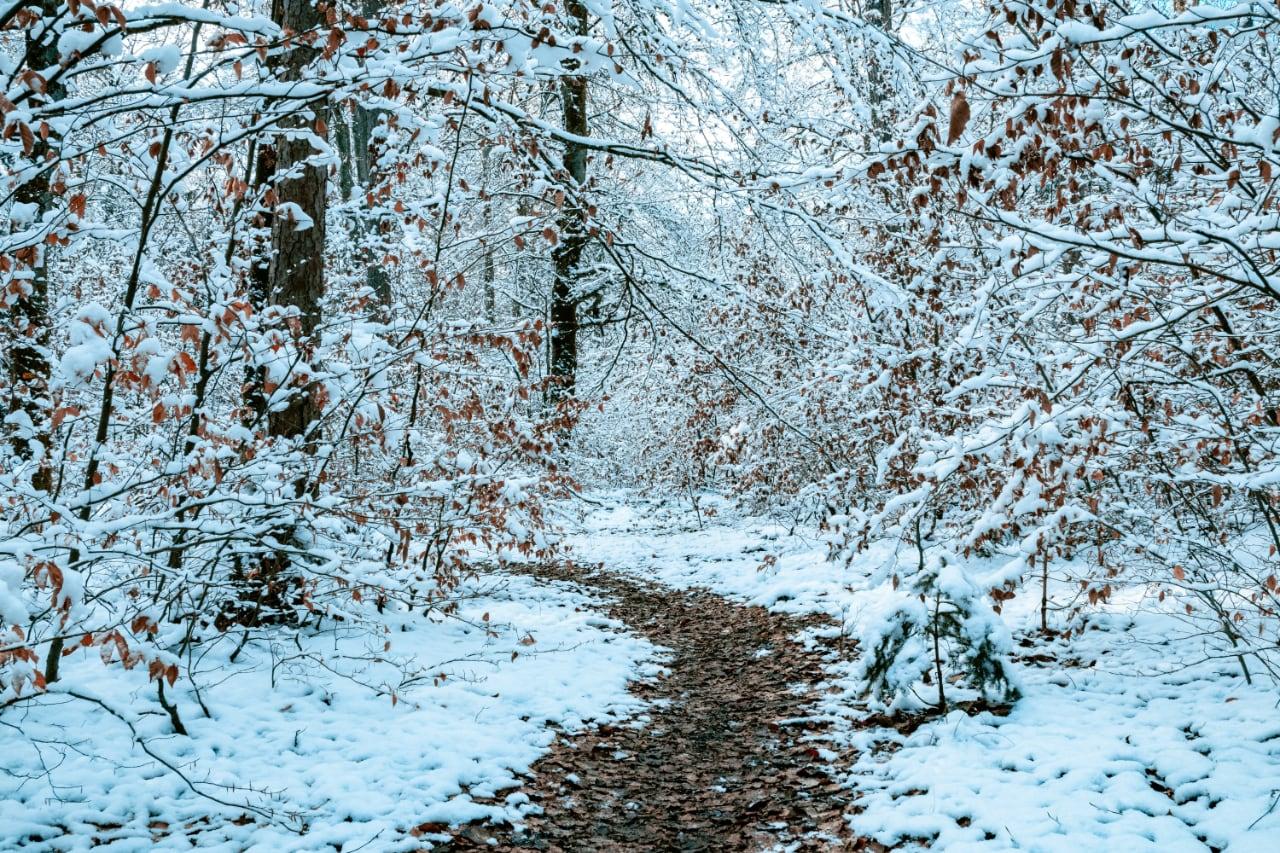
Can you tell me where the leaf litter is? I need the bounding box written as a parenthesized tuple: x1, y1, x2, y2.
(435, 562, 868, 852)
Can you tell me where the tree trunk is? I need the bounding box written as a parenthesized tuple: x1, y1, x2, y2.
(222, 0, 329, 628)
(548, 0, 589, 400)
(353, 103, 393, 308)
(339, 0, 393, 310)
(245, 142, 276, 424)
(867, 0, 893, 143)
(482, 145, 497, 322)
(6, 0, 62, 495)
(266, 0, 328, 448)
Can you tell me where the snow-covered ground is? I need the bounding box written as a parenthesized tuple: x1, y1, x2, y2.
(565, 494, 1280, 852)
(1, 572, 656, 851)
(7, 494, 1276, 851)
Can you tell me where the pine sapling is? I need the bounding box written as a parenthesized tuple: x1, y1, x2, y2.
(859, 521, 1019, 712)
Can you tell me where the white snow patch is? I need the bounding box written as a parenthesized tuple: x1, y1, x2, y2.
(1, 572, 654, 850)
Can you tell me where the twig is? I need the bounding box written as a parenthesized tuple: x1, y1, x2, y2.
(60, 689, 290, 828)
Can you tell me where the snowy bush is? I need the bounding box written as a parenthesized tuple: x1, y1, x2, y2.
(858, 545, 1019, 712)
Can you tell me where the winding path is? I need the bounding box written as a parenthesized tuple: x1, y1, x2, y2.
(438, 564, 861, 852)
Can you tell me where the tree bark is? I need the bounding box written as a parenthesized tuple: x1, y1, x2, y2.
(867, 0, 893, 143)
(334, 0, 392, 311)
(245, 142, 276, 423)
(482, 145, 497, 322)
(266, 0, 328, 446)
(6, 0, 62, 495)
(548, 0, 590, 400)
(224, 0, 329, 627)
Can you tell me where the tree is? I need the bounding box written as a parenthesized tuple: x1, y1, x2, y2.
(264, 0, 328, 449)
(0, 0, 598, 702)
(547, 0, 590, 400)
(4, 0, 62, 495)
(859, 523, 1018, 711)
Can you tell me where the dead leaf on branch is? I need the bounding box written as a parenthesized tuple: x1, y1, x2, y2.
(948, 92, 971, 145)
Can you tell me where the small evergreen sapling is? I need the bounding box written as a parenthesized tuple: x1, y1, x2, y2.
(860, 526, 1018, 713)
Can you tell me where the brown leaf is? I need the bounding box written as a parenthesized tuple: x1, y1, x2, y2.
(947, 92, 970, 145)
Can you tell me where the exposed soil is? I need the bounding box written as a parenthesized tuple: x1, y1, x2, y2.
(434, 564, 865, 852)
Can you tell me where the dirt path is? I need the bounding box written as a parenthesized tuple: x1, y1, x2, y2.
(437, 564, 859, 852)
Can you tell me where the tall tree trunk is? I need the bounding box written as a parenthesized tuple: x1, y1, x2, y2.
(6, 0, 62, 495)
(481, 145, 497, 322)
(266, 0, 328, 449)
(333, 0, 391, 311)
(224, 0, 329, 629)
(352, 82, 392, 309)
(548, 0, 589, 400)
(867, 0, 893, 143)
(245, 142, 276, 424)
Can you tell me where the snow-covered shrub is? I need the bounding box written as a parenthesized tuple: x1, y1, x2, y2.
(858, 541, 1018, 712)
(595, 0, 1280, 704)
(848, 0, 1280, 681)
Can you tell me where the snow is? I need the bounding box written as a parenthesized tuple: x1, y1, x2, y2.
(275, 202, 316, 232)
(5, 487, 1277, 850)
(9, 201, 38, 225)
(1, 572, 656, 851)
(833, 611, 1280, 851)
(58, 303, 114, 387)
(563, 493, 1280, 851)
(140, 45, 182, 76)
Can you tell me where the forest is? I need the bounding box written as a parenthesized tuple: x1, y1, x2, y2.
(1, 0, 1278, 849)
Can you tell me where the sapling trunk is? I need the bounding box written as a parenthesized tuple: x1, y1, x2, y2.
(933, 588, 947, 714)
(157, 680, 187, 736)
(1041, 554, 1049, 633)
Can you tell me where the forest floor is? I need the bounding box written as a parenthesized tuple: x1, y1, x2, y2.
(437, 563, 860, 852)
(5, 494, 1279, 851)
(434, 494, 1280, 852)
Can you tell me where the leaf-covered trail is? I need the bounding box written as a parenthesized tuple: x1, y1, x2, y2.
(439, 564, 860, 852)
